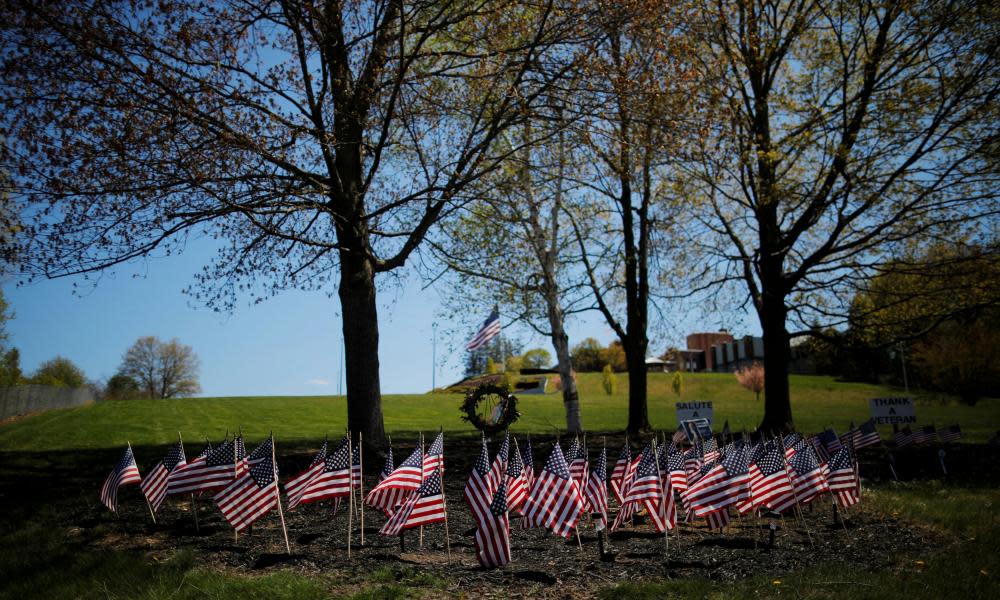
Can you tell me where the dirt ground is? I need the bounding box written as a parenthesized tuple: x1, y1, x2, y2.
(56, 435, 993, 597)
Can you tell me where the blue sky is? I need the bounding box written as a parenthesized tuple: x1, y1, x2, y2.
(3, 236, 694, 396)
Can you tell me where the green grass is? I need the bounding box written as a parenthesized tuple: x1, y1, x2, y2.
(1, 372, 997, 451)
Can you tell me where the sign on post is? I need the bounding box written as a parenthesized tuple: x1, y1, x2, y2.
(676, 401, 713, 425)
(869, 397, 916, 425)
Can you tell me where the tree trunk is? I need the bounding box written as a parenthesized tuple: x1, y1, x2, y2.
(624, 341, 649, 435)
(338, 249, 387, 447)
(758, 293, 793, 434)
(548, 308, 582, 433)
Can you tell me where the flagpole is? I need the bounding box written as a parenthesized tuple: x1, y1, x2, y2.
(778, 435, 813, 546)
(419, 433, 425, 549)
(234, 433, 240, 544)
(129, 441, 157, 524)
(272, 435, 292, 554)
(347, 431, 354, 559)
(650, 437, 669, 560)
(438, 461, 452, 563)
(359, 431, 365, 546)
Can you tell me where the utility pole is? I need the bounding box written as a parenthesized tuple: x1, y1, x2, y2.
(432, 322, 438, 391)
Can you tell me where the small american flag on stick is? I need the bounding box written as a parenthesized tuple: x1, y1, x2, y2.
(167, 436, 245, 495)
(140, 441, 186, 512)
(214, 436, 279, 532)
(521, 442, 585, 538)
(283, 439, 328, 510)
(585, 447, 609, 531)
(380, 471, 447, 536)
(366, 444, 423, 515)
(423, 432, 444, 479)
(474, 478, 512, 568)
(100, 445, 142, 513)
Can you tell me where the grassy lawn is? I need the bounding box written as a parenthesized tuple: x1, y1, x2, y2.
(1, 372, 997, 451)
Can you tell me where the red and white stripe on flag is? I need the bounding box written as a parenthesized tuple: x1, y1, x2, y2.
(100, 446, 141, 513)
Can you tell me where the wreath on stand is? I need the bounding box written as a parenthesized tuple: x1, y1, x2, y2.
(460, 383, 520, 436)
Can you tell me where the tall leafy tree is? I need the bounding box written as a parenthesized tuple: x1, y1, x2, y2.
(686, 0, 1000, 432)
(563, 0, 704, 434)
(1, 0, 576, 444)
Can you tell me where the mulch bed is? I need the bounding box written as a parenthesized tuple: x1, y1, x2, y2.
(39, 435, 995, 597)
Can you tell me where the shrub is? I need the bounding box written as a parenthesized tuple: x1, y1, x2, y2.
(601, 364, 617, 395)
(29, 356, 86, 388)
(735, 362, 765, 401)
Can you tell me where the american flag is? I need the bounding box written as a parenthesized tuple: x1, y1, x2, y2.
(214, 436, 278, 532)
(615, 445, 667, 531)
(704, 508, 730, 530)
(702, 438, 720, 463)
(773, 444, 828, 512)
(782, 433, 803, 459)
(100, 445, 142, 512)
(746, 442, 793, 512)
(466, 307, 502, 351)
(809, 435, 831, 465)
(912, 424, 937, 445)
(522, 443, 585, 538)
(351, 442, 362, 488)
(488, 433, 509, 493)
(379, 471, 447, 536)
(610, 442, 631, 505)
(474, 479, 512, 568)
(283, 439, 329, 510)
(289, 436, 353, 507)
(506, 441, 528, 513)
(938, 424, 963, 443)
(140, 441, 186, 512)
(584, 447, 609, 530)
(818, 428, 843, 454)
(855, 419, 882, 449)
(423, 432, 444, 479)
(894, 426, 915, 447)
(464, 437, 494, 528)
(166, 437, 244, 495)
(366, 444, 423, 515)
(666, 447, 689, 493)
(569, 439, 589, 494)
(610, 450, 643, 529)
(685, 444, 750, 517)
(520, 437, 534, 491)
(826, 447, 859, 508)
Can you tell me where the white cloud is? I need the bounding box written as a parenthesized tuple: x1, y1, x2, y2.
(306, 378, 330, 386)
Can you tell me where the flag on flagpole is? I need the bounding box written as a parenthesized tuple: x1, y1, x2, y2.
(855, 419, 881, 448)
(283, 439, 329, 510)
(520, 437, 535, 491)
(379, 471, 447, 535)
(214, 436, 279, 531)
(488, 433, 510, 493)
(506, 441, 529, 513)
(166, 436, 244, 495)
(100, 445, 142, 512)
(610, 442, 631, 505)
(423, 432, 444, 479)
(466, 308, 502, 351)
(827, 447, 859, 508)
(288, 436, 353, 507)
(585, 447, 609, 531)
(140, 441, 186, 512)
(465, 437, 494, 528)
(521, 443, 585, 538)
(685, 445, 750, 517)
(366, 444, 423, 515)
(474, 479, 512, 568)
